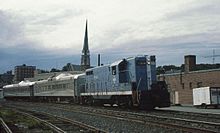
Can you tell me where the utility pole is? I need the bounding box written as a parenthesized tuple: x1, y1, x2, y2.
(203, 49, 220, 64)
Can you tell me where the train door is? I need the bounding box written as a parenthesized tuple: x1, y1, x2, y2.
(118, 59, 129, 83)
(135, 58, 148, 91)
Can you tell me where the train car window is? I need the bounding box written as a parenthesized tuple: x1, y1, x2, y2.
(90, 83, 93, 90)
(112, 66, 116, 75)
(92, 83, 95, 90)
(101, 82, 102, 89)
(86, 71, 93, 75)
(97, 83, 99, 89)
(86, 83, 88, 90)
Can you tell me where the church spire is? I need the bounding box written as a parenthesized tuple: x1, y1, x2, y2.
(81, 20, 90, 70)
(82, 20, 89, 54)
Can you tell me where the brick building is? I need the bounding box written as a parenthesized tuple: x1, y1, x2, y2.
(0, 71, 14, 88)
(158, 55, 220, 105)
(14, 64, 36, 83)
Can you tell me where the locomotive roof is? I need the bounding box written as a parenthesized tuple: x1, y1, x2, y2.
(55, 73, 85, 80)
(86, 65, 108, 71)
(110, 55, 147, 67)
(55, 73, 74, 80)
(18, 80, 35, 86)
(3, 80, 35, 88)
(110, 59, 124, 67)
(3, 73, 85, 89)
(73, 73, 85, 79)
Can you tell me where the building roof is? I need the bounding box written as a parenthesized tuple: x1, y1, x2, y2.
(160, 68, 220, 76)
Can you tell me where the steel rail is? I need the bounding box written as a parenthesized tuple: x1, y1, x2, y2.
(14, 110, 65, 133)
(0, 117, 12, 133)
(3, 102, 220, 133)
(29, 110, 108, 133)
(5, 106, 108, 133)
(43, 105, 220, 133)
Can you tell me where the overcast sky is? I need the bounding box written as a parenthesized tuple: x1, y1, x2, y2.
(0, 0, 220, 73)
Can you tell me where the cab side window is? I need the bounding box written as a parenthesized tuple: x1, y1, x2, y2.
(112, 66, 116, 75)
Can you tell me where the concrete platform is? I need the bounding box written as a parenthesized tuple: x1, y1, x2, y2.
(157, 106, 220, 115)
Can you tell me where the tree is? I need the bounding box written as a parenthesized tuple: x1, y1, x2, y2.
(62, 63, 73, 71)
(50, 68, 61, 72)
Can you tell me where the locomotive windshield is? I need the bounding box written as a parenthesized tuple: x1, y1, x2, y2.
(136, 60, 146, 66)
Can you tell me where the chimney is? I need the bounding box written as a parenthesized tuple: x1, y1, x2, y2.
(98, 54, 101, 66)
(184, 55, 196, 73)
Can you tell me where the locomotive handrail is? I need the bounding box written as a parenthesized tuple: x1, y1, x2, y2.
(137, 77, 142, 91)
(136, 77, 142, 103)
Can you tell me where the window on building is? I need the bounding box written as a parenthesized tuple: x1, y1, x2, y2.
(167, 83, 170, 89)
(189, 82, 192, 89)
(182, 83, 184, 89)
(197, 82, 202, 88)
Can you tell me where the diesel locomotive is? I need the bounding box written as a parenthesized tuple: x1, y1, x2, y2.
(3, 55, 170, 110)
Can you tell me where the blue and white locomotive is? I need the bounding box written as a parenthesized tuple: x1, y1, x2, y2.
(2, 55, 170, 110)
(81, 55, 170, 109)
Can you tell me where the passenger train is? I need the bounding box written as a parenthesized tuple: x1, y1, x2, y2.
(3, 55, 170, 110)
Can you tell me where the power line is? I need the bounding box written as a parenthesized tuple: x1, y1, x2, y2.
(203, 49, 220, 64)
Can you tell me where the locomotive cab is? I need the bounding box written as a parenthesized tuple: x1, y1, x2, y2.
(80, 55, 171, 110)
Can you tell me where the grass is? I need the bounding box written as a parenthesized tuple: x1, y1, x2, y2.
(0, 107, 52, 131)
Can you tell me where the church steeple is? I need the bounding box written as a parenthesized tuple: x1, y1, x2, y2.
(81, 20, 90, 70)
(82, 20, 89, 54)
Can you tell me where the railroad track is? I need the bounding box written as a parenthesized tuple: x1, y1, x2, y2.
(0, 117, 12, 133)
(4, 108, 107, 133)
(4, 101, 220, 133)
(51, 104, 220, 133)
(151, 109, 220, 123)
